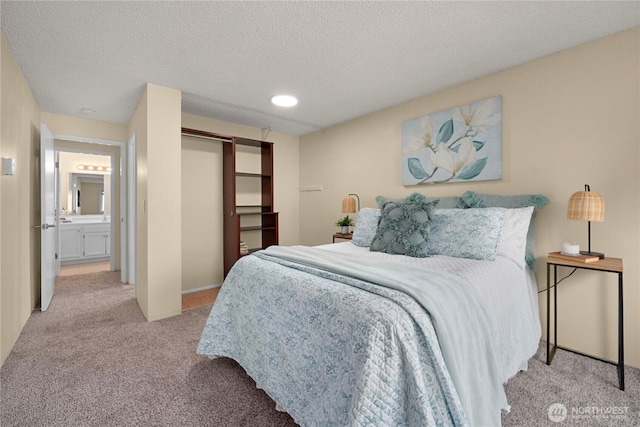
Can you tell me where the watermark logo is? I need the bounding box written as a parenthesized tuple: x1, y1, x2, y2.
(548, 403, 568, 423)
(547, 403, 629, 423)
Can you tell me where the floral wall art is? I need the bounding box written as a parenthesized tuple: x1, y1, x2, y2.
(402, 96, 502, 185)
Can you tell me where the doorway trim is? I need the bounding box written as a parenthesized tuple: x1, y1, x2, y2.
(56, 148, 116, 269)
(127, 132, 136, 290)
(52, 133, 128, 284)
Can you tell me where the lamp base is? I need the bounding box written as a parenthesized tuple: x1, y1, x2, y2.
(580, 250, 605, 259)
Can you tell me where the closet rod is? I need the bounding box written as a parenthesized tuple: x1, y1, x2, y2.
(181, 127, 233, 143)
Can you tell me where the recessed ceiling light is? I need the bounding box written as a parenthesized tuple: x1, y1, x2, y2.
(271, 95, 298, 107)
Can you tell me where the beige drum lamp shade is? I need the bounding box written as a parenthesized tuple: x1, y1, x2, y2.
(567, 184, 605, 258)
(341, 194, 360, 214)
(567, 186, 605, 222)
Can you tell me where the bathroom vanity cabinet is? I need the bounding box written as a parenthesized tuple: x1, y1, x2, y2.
(59, 221, 110, 264)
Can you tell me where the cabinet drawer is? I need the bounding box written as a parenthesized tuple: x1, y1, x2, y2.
(83, 223, 110, 233)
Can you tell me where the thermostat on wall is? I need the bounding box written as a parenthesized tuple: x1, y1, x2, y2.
(2, 158, 15, 175)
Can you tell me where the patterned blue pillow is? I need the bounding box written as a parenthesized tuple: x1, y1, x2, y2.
(457, 191, 549, 269)
(370, 199, 438, 257)
(351, 208, 381, 247)
(427, 208, 507, 261)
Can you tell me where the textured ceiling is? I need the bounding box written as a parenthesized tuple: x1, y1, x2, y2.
(1, 1, 638, 136)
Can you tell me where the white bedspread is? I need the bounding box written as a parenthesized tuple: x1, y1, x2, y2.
(320, 242, 541, 384)
(198, 242, 542, 426)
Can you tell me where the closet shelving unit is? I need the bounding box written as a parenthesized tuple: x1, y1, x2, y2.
(181, 128, 278, 277)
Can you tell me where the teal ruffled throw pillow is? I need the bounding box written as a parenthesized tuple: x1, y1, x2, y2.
(376, 193, 461, 209)
(370, 196, 439, 257)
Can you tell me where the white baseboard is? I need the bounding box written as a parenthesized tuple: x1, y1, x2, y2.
(60, 256, 110, 265)
(181, 283, 221, 295)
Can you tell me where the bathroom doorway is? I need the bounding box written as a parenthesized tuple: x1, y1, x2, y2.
(56, 149, 115, 276)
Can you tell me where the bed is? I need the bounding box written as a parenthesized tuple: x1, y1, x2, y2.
(197, 192, 547, 427)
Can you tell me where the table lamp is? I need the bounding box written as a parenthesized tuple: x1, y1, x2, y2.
(567, 184, 605, 258)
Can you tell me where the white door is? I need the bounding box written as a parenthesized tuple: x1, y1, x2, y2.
(40, 123, 56, 311)
(55, 151, 61, 275)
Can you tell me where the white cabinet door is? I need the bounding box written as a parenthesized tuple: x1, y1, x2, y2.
(59, 226, 83, 260)
(83, 231, 108, 257)
(60, 222, 111, 262)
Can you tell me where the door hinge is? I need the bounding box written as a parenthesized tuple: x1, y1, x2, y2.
(55, 161, 59, 169)
(55, 253, 58, 260)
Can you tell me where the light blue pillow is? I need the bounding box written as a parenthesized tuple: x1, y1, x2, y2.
(351, 208, 381, 247)
(427, 208, 507, 261)
(457, 191, 550, 211)
(457, 191, 549, 269)
(370, 199, 438, 257)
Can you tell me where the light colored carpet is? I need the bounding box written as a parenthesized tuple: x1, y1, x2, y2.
(503, 343, 639, 426)
(0, 271, 296, 427)
(1, 271, 638, 426)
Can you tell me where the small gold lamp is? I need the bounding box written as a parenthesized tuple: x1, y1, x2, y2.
(341, 193, 360, 214)
(567, 184, 605, 258)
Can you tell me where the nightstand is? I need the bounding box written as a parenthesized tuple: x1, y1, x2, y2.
(332, 233, 353, 243)
(546, 252, 624, 390)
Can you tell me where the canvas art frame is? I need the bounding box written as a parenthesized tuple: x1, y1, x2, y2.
(401, 95, 502, 185)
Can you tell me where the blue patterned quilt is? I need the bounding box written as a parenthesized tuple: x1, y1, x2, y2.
(197, 246, 508, 426)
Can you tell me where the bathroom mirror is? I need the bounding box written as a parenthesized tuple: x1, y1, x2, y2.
(69, 173, 107, 215)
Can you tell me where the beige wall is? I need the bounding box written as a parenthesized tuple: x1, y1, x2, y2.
(181, 134, 223, 291)
(299, 28, 640, 368)
(41, 113, 127, 270)
(180, 114, 300, 292)
(41, 112, 129, 142)
(0, 35, 41, 365)
(129, 83, 182, 321)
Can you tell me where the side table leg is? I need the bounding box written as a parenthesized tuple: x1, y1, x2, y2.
(618, 272, 624, 390)
(554, 265, 557, 353)
(546, 263, 550, 364)
(546, 263, 557, 365)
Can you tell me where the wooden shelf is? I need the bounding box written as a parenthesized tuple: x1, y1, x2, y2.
(240, 226, 277, 232)
(236, 172, 272, 178)
(223, 137, 278, 276)
(236, 211, 277, 216)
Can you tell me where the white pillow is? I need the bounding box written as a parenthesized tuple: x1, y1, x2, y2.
(496, 206, 534, 269)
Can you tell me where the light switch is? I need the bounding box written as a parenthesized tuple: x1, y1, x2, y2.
(2, 158, 15, 175)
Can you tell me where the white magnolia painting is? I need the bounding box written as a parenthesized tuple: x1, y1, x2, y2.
(402, 96, 502, 185)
